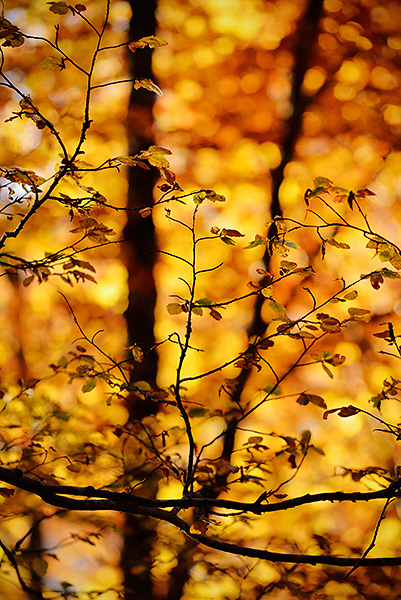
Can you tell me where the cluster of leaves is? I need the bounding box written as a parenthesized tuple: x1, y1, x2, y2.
(2, 2, 401, 598)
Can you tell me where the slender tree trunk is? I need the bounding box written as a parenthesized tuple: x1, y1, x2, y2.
(121, 2, 159, 598)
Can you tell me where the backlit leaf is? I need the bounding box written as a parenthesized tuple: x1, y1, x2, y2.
(82, 378, 97, 393)
(344, 290, 358, 300)
(220, 236, 236, 246)
(313, 177, 332, 188)
(268, 300, 287, 317)
(327, 238, 351, 250)
(244, 235, 267, 249)
(134, 78, 163, 97)
(40, 56, 62, 70)
(128, 35, 168, 51)
(167, 303, 183, 315)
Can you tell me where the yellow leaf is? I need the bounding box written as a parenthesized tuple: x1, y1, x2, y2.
(134, 78, 163, 97)
(128, 35, 168, 51)
(131, 344, 144, 362)
(148, 154, 170, 167)
(348, 307, 370, 317)
(344, 290, 358, 300)
(40, 56, 62, 70)
(268, 300, 287, 317)
(261, 287, 273, 298)
(148, 145, 172, 155)
(111, 156, 139, 166)
(167, 303, 183, 315)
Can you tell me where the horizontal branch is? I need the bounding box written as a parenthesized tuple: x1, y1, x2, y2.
(1, 466, 400, 511)
(1, 467, 401, 566)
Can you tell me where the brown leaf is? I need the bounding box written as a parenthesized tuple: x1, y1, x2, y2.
(297, 393, 327, 409)
(323, 405, 360, 420)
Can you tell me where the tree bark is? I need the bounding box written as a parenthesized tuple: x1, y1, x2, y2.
(121, 2, 159, 598)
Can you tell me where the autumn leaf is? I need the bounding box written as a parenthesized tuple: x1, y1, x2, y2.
(209, 308, 222, 320)
(313, 176, 333, 188)
(268, 300, 287, 317)
(134, 78, 163, 97)
(221, 228, 244, 237)
(327, 238, 350, 250)
(323, 405, 360, 420)
(297, 393, 327, 409)
(325, 353, 346, 366)
(188, 407, 210, 417)
(204, 190, 225, 202)
(261, 287, 273, 298)
(220, 236, 237, 246)
(110, 155, 139, 166)
(344, 290, 358, 300)
(40, 56, 62, 70)
(47, 1, 69, 15)
(130, 344, 144, 362)
(23, 275, 35, 287)
(139, 207, 152, 218)
(0, 167, 46, 190)
(190, 521, 208, 534)
(348, 307, 370, 320)
(166, 303, 183, 315)
(244, 234, 267, 249)
(147, 153, 170, 167)
(128, 35, 168, 52)
(158, 167, 176, 184)
(82, 378, 97, 393)
(196, 297, 214, 306)
(0, 18, 25, 47)
(317, 314, 341, 333)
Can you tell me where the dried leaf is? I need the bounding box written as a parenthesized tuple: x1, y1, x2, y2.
(209, 308, 222, 320)
(323, 405, 360, 420)
(221, 228, 244, 237)
(297, 393, 327, 409)
(23, 275, 35, 287)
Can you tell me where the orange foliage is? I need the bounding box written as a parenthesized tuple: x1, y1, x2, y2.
(1, 1, 401, 599)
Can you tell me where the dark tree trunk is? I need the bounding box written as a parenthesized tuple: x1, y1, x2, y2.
(121, 2, 159, 599)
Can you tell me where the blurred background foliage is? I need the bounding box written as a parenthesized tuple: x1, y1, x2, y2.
(1, 0, 401, 598)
